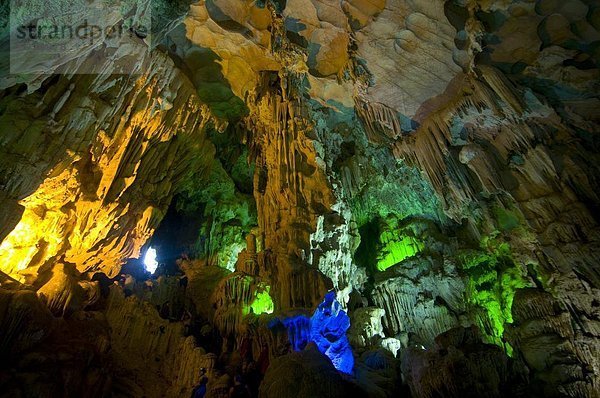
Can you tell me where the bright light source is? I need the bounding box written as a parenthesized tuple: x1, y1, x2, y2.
(143, 247, 158, 273)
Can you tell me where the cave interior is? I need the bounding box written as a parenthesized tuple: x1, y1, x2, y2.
(0, 0, 600, 397)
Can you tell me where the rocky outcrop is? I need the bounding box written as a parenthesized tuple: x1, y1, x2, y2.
(36, 262, 100, 316)
(401, 326, 525, 398)
(355, 349, 403, 398)
(105, 285, 216, 397)
(347, 307, 386, 350)
(258, 343, 359, 398)
(0, 286, 112, 397)
(0, 287, 54, 357)
(508, 288, 600, 397)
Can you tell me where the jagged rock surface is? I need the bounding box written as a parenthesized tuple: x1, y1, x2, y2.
(0, 48, 214, 281)
(258, 343, 359, 398)
(401, 326, 525, 398)
(0, 0, 599, 397)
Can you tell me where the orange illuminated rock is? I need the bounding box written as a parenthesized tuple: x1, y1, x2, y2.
(0, 50, 213, 281)
(308, 28, 350, 77)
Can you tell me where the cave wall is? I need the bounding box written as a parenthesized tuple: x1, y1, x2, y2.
(0, 46, 214, 280)
(1, 0, 599, 397)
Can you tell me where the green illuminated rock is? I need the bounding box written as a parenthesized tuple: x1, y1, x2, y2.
(248, 284, 274, 315)
(176, 127, 257, 271)
(458, 237, 529, 348)
(377, 235, 424, 271)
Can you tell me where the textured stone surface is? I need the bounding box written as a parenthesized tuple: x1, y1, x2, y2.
(0, 287, 112, 397)
(0, 48, 213, 281)
(401, 326, 525, 398)
(1, 0, 600, 396)
(259, 343, 359, 398)
(508, 288, 600, 397)
(105, 285, 216, 397)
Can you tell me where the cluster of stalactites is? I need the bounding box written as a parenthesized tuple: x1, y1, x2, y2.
(240, 70, 335, 312)
(212, 272, 274, 338)
(0, 50, 213, 282)
(391, 67, 549, 219)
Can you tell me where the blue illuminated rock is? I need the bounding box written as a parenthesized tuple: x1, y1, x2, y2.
(277, 292, 355, 374)
(281, 315, 310, 351)
(309, 292, 354, 374)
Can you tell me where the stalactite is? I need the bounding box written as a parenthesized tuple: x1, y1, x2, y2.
(243, 71, 334, 311)
(211, 272, 274, 343)
(309, 201, 367, 306)
(355, 98, 403, 143)
(372, 256, 466, 347)
(0, 50, 214, 281)
(390, 66, 557, 220)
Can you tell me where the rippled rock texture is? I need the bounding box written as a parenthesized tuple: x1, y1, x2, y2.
(1, 0, 599, 397)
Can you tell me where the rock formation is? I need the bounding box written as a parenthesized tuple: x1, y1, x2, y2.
(1, 0, 599, 397)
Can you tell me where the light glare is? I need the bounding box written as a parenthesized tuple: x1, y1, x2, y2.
(143, 247, 158, 273)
